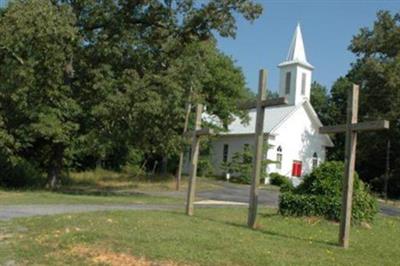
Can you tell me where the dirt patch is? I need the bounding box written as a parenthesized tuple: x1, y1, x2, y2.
(0, 233, 13, 241)
(70, 245, 184, 266)
(304, 216, 321, 225)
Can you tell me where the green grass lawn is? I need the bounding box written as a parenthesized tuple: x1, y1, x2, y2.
(0, 208, 399, 265)
(0, 169, 221, 206)
(0, 190, 182, 205)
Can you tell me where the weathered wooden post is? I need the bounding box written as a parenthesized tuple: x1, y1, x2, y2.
(319, 84, 390, 248)
(237, 70, 288, 229)
(186, 104, 214, 216)
(248, 69, 267, 228)
(384, 139, 390, 202)
(340, 84, 358, 249)
(176, 88, 193, 191)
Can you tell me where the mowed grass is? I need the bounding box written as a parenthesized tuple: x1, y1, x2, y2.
(0, 208, 399, 265)
(0, 190, 181, 205)
(0, 169, 220, 205)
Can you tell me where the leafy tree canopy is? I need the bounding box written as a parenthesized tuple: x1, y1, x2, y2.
(0, 0, 79, 187)
(0, 0, 263, 186)
(310, 81, 330, 124)
(315, 11, 400, 197)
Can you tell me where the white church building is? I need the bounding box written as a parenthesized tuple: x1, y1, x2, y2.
(204, 24, 334, 184)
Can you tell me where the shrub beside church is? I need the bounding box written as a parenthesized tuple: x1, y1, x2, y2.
(279, 161, 378, 223)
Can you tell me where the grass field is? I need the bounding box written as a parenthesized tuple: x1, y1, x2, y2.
(67, 168, 218, 192)
(0, 190, 182, 205)
(0, 169, 221, 205)
(0, 208, 399, 265)
(1, 170, 399, 265)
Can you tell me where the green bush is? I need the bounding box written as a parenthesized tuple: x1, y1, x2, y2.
(0, 156, 45, 188)
(220, 146, 253, 184)
(279, 161, 378, 223)
(122, 149, 145, 177)
(198, 157, 214, 177)
(220, 144, 274, 184)
(269, 172, 294, 190)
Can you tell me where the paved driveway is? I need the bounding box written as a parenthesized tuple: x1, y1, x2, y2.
(0, 204, 180, 221)
(197, 181, 400, 217)
(0, 181, 398, 220)
(198, 182, 279, 207)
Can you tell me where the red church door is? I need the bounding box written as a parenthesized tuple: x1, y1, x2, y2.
(292, 160, 302, 177)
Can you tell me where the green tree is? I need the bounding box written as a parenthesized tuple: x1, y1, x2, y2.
(220, 144, 254, 184)
(324, 77, 353, 161)
(0, 0, 263, 187)
(220, 144, 273, 184)
(0, 0, 79, 188)
(345, 10, 400, 196)
(310, 81, 330, 124)
(65, 0, 262, 170)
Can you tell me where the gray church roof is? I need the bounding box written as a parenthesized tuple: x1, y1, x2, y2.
(204, 100, 334, 147)
(226, 104, 299, 135)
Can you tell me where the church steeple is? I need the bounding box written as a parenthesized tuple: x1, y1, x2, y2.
(278, 24, 314, 105)
(287, 24, 309, 64)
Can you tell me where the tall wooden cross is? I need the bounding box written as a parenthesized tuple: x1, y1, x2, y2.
(175, 88, 193, 191)
(241, 69, 288, 229)
(186, 103, 214, 216)
(319, 84, 390, 248)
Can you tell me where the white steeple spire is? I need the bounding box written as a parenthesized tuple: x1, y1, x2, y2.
(278, 24, 314, 105)
(287, 23, 307, 62)
(279, 23, 313, 69)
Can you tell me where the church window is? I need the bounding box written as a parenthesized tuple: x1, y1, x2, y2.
(276, 146, 283, 169)
(285, 72, 291, 94)
(223, 144, 229, 163)
(301, 73, 306, 95)
(312, 152, 318, 169)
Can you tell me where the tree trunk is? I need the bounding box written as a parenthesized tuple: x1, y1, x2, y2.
(47, 56, 71, 189)
(47, 143, 64, 189)
(152, 160, 158, 176)
(161, 155, 168, 176)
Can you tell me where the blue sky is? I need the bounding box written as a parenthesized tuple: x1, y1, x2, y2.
(216, 1, 400, 93)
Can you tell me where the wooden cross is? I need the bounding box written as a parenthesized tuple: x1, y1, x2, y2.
(186, 103, 215, 216)
(241, 69, 288, 229)
(319, 84, 389, 248)
(176, 87, 193, 191)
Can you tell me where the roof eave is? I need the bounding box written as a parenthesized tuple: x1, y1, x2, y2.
(216, 132, 272, 137)
(302, 101, 335, 147)
(278, 60, 314, 70)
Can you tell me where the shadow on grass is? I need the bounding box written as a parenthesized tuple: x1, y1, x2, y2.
(54, 186, 148, 198)
(165, 210, 338, 247)
(0, 185, 148, 198)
